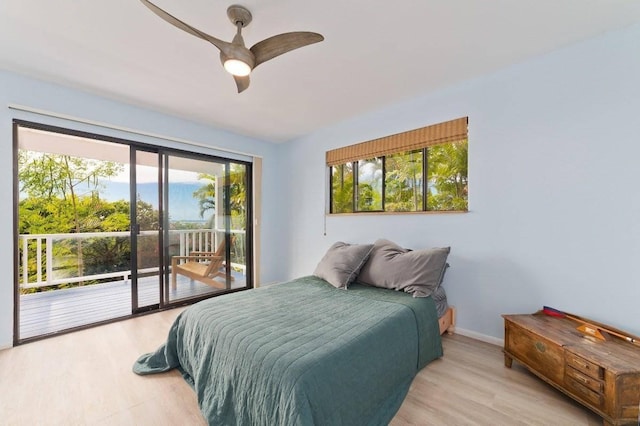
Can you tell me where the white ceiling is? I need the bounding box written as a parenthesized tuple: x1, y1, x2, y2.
(2, 1, 640, 143)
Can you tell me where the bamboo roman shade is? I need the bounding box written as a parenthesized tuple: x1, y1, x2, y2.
(326, 117, 468, 166)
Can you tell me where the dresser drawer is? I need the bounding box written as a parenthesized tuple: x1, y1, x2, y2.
(565, 366, 603, 393)
(565, 352, 603, 380)
(565, 376, 603, 408)
(505, 323, 564, 385)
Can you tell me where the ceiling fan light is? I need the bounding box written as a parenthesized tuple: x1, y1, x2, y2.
(224, 59, 251, 76)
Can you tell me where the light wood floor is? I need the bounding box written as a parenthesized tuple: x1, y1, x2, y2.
(0, 308, 602, 425)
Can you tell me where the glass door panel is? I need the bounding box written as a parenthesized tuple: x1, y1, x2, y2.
(16, 126, 133, 339)
(163, 154, 246, 304)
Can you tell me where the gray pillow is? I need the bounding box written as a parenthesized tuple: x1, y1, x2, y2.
(314, 242, 374, 289)
(358, 239, 450, 297)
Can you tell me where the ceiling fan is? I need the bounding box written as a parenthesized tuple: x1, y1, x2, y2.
(140, 0, 324, 93)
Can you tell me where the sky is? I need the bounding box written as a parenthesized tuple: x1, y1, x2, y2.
(109, 164, 203, 184)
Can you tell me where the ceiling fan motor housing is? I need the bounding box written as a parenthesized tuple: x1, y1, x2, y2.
(227, 5, 252, 27)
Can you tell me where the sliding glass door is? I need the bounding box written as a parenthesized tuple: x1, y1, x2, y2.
(162, 153, 251, 304)
(14, 121, 252, 342)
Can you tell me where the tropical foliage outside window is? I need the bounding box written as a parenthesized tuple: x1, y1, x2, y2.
(427, 140, 468, 211)
(330, 139, 468, 213)
(191, 163, 248, 263)
(385, 150, 423, 212)
(357, 158, 383, 211)
(330, 163, 353, 213)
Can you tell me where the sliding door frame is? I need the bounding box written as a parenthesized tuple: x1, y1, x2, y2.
(12, 119, 254, 344)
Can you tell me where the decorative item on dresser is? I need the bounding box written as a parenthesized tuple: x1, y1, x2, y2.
(503, 311, 640, 426)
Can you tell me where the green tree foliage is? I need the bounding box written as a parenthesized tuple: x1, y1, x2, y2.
(193, 164, 248, 229)
(357, 183, 382, 211)
(357, 159, 383, 211)
(193, 178, 216, 222)
(18, 150, 164, 293)
(331, 163, 354, 213)
(136, 197, 160, 231)
(19, 151, 122, 207)
(19, 194, 159, 293)
(385, 150, 423, 212)
(192, 163, 248, 264)
(227, 166, 247, 230)
(427, 140, 468, 211)
(19, 151, 124, 278)
(329, 140, 468, 213)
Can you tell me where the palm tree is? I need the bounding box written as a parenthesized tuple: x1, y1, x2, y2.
(193, 165, 248, 264)
(192, 176, 217, 227)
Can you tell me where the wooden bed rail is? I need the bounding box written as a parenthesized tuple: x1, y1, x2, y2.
(439, 306, 456, 335)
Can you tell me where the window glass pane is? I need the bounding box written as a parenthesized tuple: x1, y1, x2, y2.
(427, 140, 468, 211)
(330, 163, 353, 213)
(357, 158, 383, 211)
(384, 150, 423, 212)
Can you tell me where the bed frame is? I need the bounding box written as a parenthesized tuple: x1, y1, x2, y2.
(438, 306, 456, 335)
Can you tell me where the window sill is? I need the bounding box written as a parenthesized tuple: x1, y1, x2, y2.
(326, 210, 468, 217)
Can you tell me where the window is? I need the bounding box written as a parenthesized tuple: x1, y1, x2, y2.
(327, 117, 468, 214)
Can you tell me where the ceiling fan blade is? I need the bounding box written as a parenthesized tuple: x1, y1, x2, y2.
(140, 0, 232, 53)
(234, 75, 250, 93)
(250, 32, 324, 68)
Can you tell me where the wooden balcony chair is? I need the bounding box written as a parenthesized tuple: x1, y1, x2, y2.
(171, 238, 234, 290)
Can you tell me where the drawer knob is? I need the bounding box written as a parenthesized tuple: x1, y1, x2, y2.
(535, 341, 546, 352)
(572, 357, 590, 370)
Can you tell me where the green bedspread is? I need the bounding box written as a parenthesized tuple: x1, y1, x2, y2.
(133, 275, 443, 425)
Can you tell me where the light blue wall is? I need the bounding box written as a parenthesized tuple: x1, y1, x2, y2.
(4, 23, 640, 348)
(0, 71, 286, 348)
(280, 23, 640, 341)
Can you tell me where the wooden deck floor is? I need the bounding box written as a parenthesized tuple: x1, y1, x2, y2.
(19, 272, 247, 340)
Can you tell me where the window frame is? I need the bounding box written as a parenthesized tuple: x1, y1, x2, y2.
(328, 118, 468, 215)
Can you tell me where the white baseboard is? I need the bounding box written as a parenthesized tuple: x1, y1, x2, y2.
(455, 327, 504, 347)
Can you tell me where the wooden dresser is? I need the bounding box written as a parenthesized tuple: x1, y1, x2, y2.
(503, 313, 640, 426)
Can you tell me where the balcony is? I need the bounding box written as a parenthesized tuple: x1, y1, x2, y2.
(18, 229, 247, 340)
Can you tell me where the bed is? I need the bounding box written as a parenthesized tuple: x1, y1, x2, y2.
(134, 275, 454, 425)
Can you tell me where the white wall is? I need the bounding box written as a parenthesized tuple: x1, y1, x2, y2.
(0, 71, 286, 348)
(280, 23, 640, 340)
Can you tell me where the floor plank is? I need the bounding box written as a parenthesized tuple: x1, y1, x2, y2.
(0, 310, 604, 425)
(391, 334, 603, 426)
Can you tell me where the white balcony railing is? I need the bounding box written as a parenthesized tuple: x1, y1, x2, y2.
(18, 229, 246, 289)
